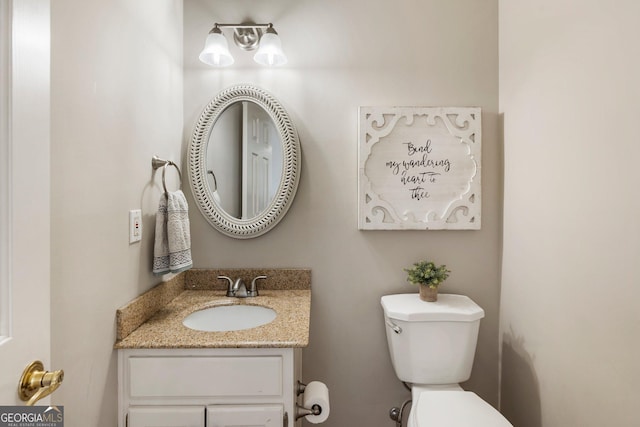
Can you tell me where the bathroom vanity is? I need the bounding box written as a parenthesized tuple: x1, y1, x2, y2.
(115, 269, 311, 427)
(119, 347, 300, 427)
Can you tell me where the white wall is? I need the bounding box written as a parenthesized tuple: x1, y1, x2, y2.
(499, 1, 640, 426)
(185, 1, 499, 426)
(50, 1, 183, 425)
(208, 102, 242, 216)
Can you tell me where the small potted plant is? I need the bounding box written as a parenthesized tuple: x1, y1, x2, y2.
(404, 260, 451, 302)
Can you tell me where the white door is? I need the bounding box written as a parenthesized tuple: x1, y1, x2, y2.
(0, 0, 53, 405)
(242, 102, 273, 219)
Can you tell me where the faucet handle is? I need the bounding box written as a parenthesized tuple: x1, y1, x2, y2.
(217, 276, 234, 297)
(248, 275, 267, 297)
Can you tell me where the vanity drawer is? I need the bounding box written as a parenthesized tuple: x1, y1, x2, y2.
(128, 356, 283, 398)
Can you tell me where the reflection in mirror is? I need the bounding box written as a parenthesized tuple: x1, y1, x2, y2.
(189, 84, 300, 239)
(207, 101, 283, 219)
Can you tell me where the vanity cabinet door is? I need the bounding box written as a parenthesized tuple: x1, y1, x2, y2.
(206, 405, 283, 427)
(128, 406, 204, 427)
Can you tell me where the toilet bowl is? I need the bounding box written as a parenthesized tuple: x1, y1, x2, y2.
(381, 294, 512, 427)
(408, 386, 511, 427)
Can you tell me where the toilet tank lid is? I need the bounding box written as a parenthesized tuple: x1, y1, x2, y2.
(381, 294, 485, 322)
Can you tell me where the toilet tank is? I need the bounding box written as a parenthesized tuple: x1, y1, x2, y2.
(381, 294, 485, 385)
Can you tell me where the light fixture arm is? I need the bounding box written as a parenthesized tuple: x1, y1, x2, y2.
(209, 23, 277, 51)
(212, 23, 274, 31)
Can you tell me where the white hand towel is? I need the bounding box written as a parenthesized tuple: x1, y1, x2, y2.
(153, 190, 193, 275)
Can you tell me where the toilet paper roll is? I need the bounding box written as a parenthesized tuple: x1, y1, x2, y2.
(303, 381, 330, 424)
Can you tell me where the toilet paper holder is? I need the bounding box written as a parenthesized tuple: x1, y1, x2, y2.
(295, 381, 323, 421)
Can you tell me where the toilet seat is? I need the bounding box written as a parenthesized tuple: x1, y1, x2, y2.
(410, 390, 512, 427)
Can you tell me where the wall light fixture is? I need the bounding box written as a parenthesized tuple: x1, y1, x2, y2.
(199, 23, 287, 67)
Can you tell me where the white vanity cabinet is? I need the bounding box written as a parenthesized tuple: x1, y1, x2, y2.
(118, 348, 302, 427)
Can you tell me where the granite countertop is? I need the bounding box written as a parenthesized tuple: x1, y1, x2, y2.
(114, 269, 311, 349)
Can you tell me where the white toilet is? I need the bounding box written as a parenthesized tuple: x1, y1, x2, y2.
(381, 293, 512, 427)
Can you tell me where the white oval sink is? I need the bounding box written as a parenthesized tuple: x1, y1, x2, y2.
(182, 305, 277, 332)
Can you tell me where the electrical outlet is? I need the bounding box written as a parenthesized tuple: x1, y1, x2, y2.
(129, 209, 142, 243)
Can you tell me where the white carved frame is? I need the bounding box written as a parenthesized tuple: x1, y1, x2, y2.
(358, 107, 481, 230)
(189, 85, 301, 239)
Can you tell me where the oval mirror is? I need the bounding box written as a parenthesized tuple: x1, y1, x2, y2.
(188, 85, 301, 238)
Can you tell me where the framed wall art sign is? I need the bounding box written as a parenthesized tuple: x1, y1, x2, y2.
(358, 106, 481, 230)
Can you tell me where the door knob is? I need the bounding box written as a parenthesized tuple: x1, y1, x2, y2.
(18, 360, 64, 406)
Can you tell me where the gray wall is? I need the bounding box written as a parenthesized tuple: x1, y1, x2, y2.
(499, 1, 640, 426)
(50, 1, 183, 425)
(184, 1, 500, 426)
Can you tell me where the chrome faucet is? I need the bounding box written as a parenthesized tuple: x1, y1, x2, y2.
(232, 278, 248, 298)
(218, 275, 267, 298)
(218, 276, 247, 298)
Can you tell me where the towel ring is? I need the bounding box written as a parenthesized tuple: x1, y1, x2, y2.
(152, 155, 182, 196)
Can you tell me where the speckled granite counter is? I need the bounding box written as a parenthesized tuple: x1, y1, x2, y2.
(114, 269, 311, 349)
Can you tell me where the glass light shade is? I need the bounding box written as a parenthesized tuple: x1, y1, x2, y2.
(199, 32, 234, 67)
(253, 32, 287, 66)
